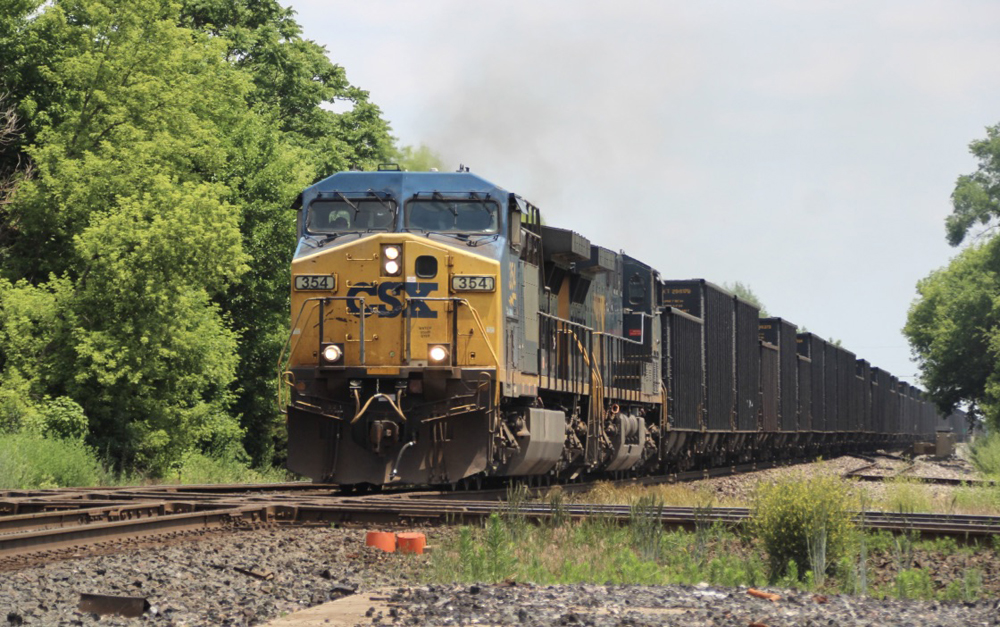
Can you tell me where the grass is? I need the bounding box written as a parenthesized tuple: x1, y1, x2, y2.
(881, 476, 934, 513)
(0, 432, 111, 489)
(563, 481, 731, 508)
(0, 432, 289, 489)
(164, 451, 289, 485)
(970, 433, 1000, 477)
(426, 477, 1000, 603)
(429, 508, 766, 588)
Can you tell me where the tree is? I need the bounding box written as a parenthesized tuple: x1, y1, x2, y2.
(724, 281, 770, 317)
(905, 125, 1000, 431)
(946, 124, 1000, 247)
(0, 0, 252, 473)
(904, 240, 1000, 428)
(395, 144, 446, 172)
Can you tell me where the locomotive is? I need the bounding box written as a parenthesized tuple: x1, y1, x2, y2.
(281, 168, 963, 486)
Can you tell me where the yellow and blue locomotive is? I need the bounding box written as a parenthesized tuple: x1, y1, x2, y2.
(282, 168, 659, 486)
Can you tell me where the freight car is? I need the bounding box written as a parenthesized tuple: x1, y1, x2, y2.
(280, 168, 962, 486)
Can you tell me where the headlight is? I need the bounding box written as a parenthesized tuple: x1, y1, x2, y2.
(428, 344, 449, 363)
(321, 344, 343, 363)
(382, 245, 402, 276)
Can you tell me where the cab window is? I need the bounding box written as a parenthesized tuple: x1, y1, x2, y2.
(307, 199, 396, 233)
(405, 199, 499, 234)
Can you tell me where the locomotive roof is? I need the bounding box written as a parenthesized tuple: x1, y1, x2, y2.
(304, 170, 508, 199)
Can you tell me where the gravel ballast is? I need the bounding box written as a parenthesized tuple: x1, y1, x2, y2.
(2, 524, 999, 626)
(365, 582, 1000, 627)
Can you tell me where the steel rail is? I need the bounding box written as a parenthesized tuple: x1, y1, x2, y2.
(0, 504, 279, 559)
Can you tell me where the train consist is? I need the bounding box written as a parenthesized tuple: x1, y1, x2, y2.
(281, 168, 965, 486)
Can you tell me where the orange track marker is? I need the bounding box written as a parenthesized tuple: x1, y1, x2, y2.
(365, 531, 396, 552)
(397, 532, 426, 554)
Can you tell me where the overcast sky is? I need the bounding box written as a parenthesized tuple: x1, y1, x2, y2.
(292, 0, 1000, 382)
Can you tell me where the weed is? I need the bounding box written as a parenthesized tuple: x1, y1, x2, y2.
(692, 498, 714, 565)
(964, 567, 983, 600)
(751, 473, 854, 581)
(484, 513, 515, 582)
(891, 530, 918, 573)
(502, 482, 531, 539)
(916, 536, 958, 555)
(895, 568, 934, 599)
(547, 488, 568, 528)
(628, 494, 664, 562)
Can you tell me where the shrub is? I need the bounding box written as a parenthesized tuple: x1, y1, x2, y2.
(0, 432, 107, 488)
(751, 473, 854, 580)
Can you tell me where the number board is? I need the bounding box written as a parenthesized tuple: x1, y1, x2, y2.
(451, 275, 495, 292)
(294, 275, 336, 291)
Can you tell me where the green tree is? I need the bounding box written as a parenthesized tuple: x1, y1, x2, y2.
(0, 0, 251, 473)
(904, 240, 1000, 428)
(906, 125, 1000, 431)
(946, 124, 1000, 247)
(395, 143, 446, 172)
(724, 281, 769, 317)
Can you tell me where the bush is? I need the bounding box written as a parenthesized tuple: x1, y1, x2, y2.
(751, 474, 854, 580)
(0, 432, 107, 488)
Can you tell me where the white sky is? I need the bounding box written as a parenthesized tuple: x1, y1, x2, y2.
(292, 0, 1000, 382)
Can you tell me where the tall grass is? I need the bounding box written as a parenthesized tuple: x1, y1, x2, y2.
(426, 487, 996, 602)
(0, 432, 109, 488)
(970, 433, 1000, 477)
(165, 451, 288, 485)
(430, 505, 765, 587)
(882, 476, 933, 513)
(0, 433, 288, 489)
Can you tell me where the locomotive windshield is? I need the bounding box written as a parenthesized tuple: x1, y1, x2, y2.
(405, 199, 499, 234)
(307, 198, 396, 233)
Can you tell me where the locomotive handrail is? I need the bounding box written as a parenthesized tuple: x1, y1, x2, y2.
(401, 295, 500, 371)
(277, 295, 368, 410)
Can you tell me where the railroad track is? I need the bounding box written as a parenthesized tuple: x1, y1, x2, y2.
(3, 480, 1000, 569)
(842, 460, 993, 487)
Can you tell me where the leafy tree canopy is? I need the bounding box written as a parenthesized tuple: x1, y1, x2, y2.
(395, 143, 446, 172)
(724, 281, 769, 317)
(904, 239, 1000, 427)
(906, 124, 1000, 431)
(946, 124, 1000, 247)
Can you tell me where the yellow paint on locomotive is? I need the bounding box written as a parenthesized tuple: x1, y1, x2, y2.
(288, 234, 502, 374)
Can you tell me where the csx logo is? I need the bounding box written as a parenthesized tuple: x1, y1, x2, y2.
(346, 282, 437, 318)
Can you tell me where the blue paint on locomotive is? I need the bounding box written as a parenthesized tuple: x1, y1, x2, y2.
(294, 170, 512, 261)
